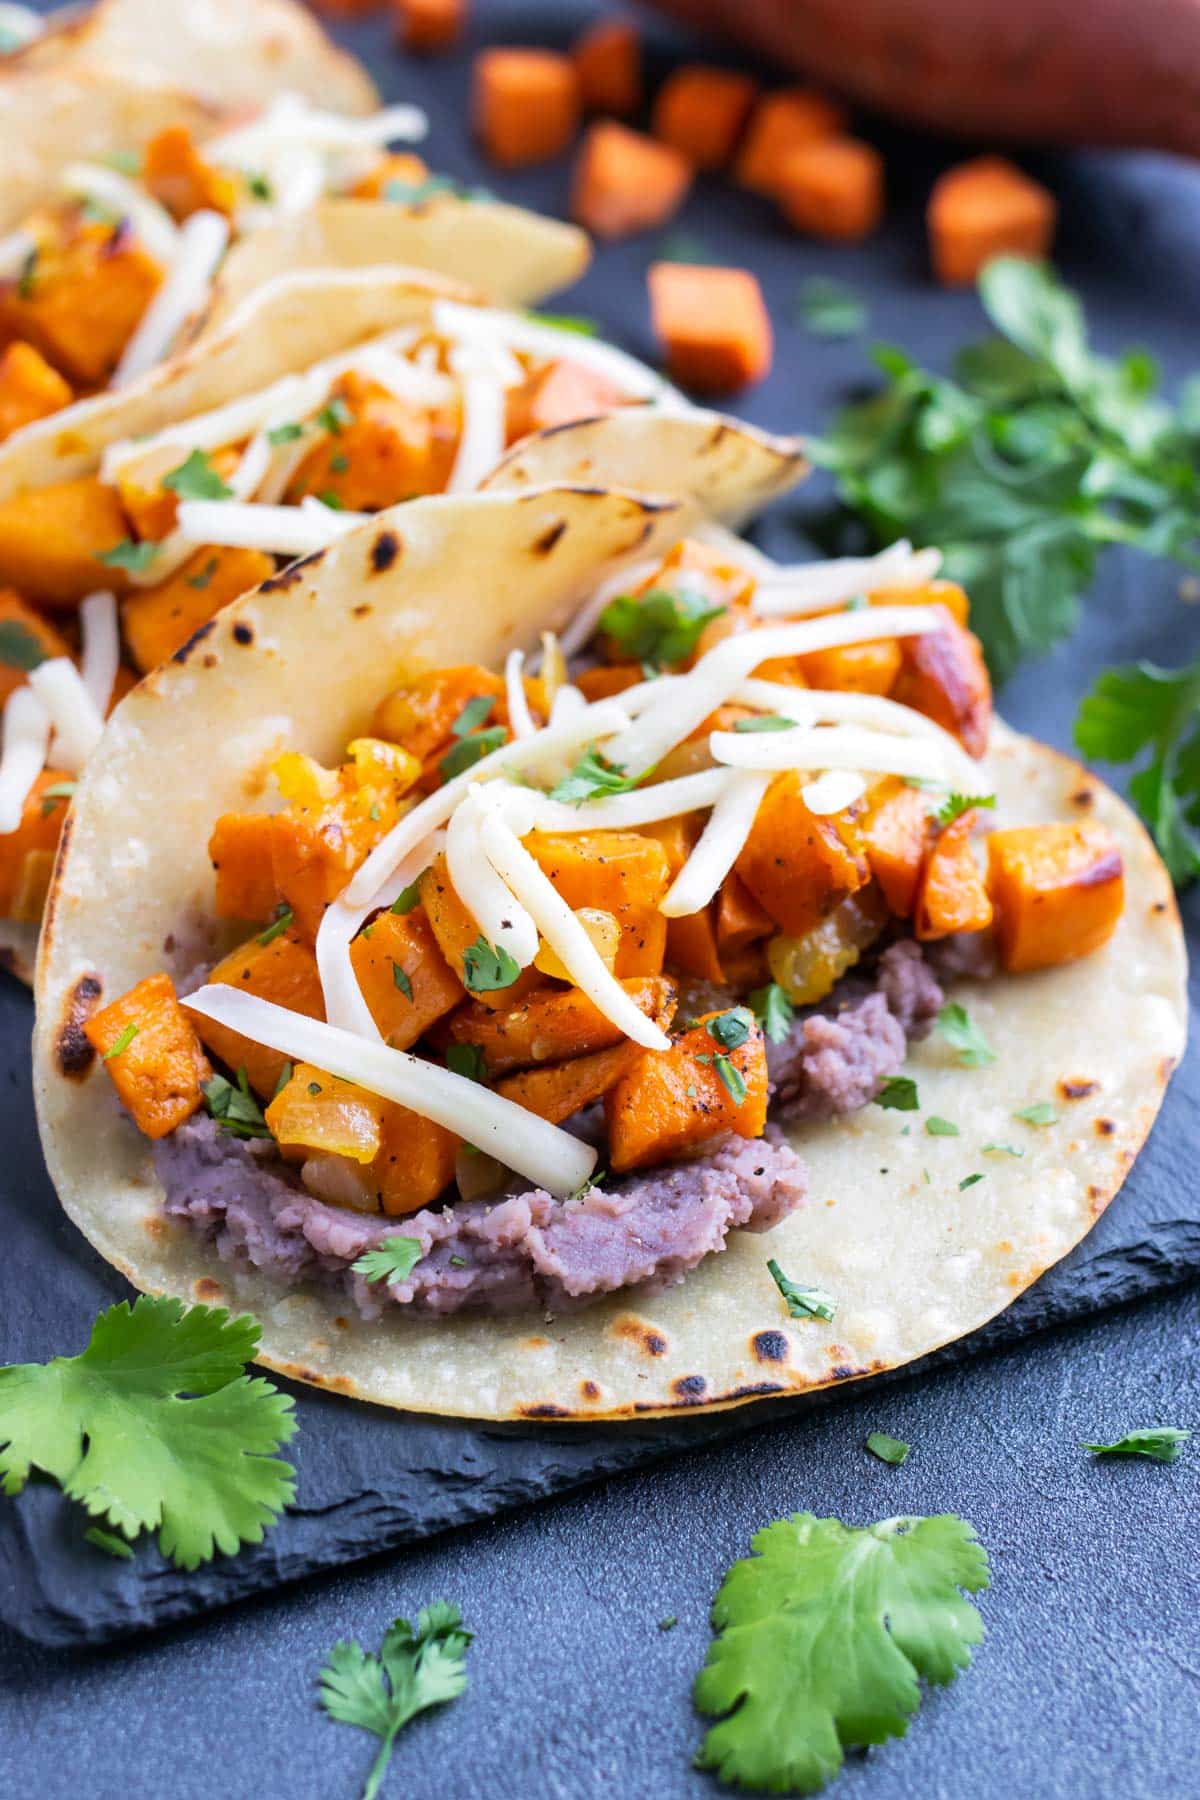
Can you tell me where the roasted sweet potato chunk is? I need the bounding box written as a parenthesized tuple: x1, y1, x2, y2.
(349, 905, 464, 1048)
(914, 810, 994, 939)
(372, 1104, 459, 1215)
(197, 929, 324, 1097)
(504, 358, 624, 442)
(122, 546, 274, 673)
(0, 221, 162, 385)
(371, 664, 506, 766)
(798, 637, 901, 695)
(496, 1040, 642, 1125)
(526, 829, 670, 976)
(0, 766, 73, 915)
(449, 975, 675, 1076)
(892, 609, 992, 758)
(284, 373, 458, 509)
(0, 340, 72, 440)
(208, 812, 280, 922)
(859, 777, 931, 918)
(143, 125, 239, 219)
(987, 821, 1124, 972)
(0, 476, 133, 606)
(605, 1011, 768, 1172)
(419, 852, 541, 1011)
(85, 972, 211, 1139)
(266, 1061, 384, 1164)
(735, 772, 869, 938)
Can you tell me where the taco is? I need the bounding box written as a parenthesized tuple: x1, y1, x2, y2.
(33, 486, 1186, 1421)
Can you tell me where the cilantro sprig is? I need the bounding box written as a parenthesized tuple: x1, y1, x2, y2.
(598, 586, 725, 673)
(767, 1261, 837, 1322)
(163, 448, 233, 502)
(936, 1001, 996, 1068)
(352, 1236, 422, 1287)
(203, 1067, 271, 1139)
(749, 983, 794, 1044)
(549, 745, 643, 805)
(0, 1297, 296, 1567)
(796, 277, 868, 340)
(1082, 1427, 1189, 1464)
(1075, 654, 1200, 885)
(0, 619, 48, 672)
(462, 935, 520, 994)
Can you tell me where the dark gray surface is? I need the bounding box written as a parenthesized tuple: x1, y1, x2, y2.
(1, 0, 1198, 1790)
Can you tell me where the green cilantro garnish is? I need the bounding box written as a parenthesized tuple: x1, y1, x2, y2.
(85, 1525, 135, 1559)
(329, 452, 349, 475)
(317, 491, 345, 511)
(925, 1116, 960, 1137)
(99, 538, 162, 572)
(391, 963, 413, 1001)
(317, 397, 354, 436)
(0, 1296, 296, 1568)
(1081, 1427, 1190, 1464)
(103, 149, 143, 176)
(935, 792, 996, 827)
(257, 904, 294, 946)
(936, 1001, 996, 1068)
(449, 1255, 466, 1268)
(440, 725, 507, 782)
(462, 936, 520, 994)
(102, 1021, 138, 1061)
(1075, 655, 1200, 884)
(713, 1053, 747, 1105)
(749, 983, 794, 1045)
(246, 171, 274, 202)
(318, 1602, 471, 1800)
(267, 421, 304, 446)
(548, 745, 642, 805)
(17, 246, 37, 300)
(445, 1043, 487, 1083)
(732, 714, 797, 733)
(351, 1235, 422, 1287)
(530, 310, 599, 337)
(875, 1075, 919, 1112)
(202, 1068, 272, 1140)
(271, 1062, 294, 1100)
(598, 587, 725, 673)
(163, 448, 234, 502)
(1015, 1101, 1058, 1125)
(958, 1173, 985, 1190)
(865, 1432, 911, 1466)
(808, 256, 1200, 682)
(450, 695, 496, 738)
(658, 1615, 678, 1632)
(706, 1007, 754, 1052)
(40, 779, 75, 817)
(0, 619, 47, 671)
(767, 1261, 837, 1322)
(391, 880, 423, 914)
(693, 1512, 989, 1792)
(982, 1142, 1024, 1157)
(796, 277, 868, 340)
(186, 555, 220, 591)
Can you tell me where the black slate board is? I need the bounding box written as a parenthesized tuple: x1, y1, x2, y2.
(1, 3, 1198, 1652)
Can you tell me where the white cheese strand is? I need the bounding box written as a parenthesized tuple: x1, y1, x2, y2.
(447, 791, 539, 967)
(79, 591, 119, 719)
(504, 650, 537, 740)
(710, 722, 953, 783)
(525, 766, 729, 835)
(477, 802, 670, 1052)
(59, 163, 179, 264)
(433, 299, 676, 405)
(206, 96, 428, 167)
(445, 355, 508, 493)
(182, 986, 595, 1198)
(27, 657, 105, 775)
(316, 833, 446, 1039)
(734, 680, 979, 777)
(229, 430, 274, 501)
(660, 771, 771, 919)
(802, 771, 867, 815)
(174, 498, 370, 555)
(351, 344, 456, 407)
(0, 687, 50, 834)
(751, 542, 943, 617)
(112, 209, 230, 388)
(0, 228, 36, 281)
(548, 683, 586, 726)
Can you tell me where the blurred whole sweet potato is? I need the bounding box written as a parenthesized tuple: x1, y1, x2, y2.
(643, 0, 1200, 155)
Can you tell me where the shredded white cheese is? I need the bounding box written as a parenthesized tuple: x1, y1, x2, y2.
(526, 766, 729, 835)
(447, 790, 539, 968)
(112, 209, 230, 389)
(205, 94, 429, 167)
(0, 227, 36, 281)
(751, 541, 944, 617)
(660, 771, 770, 918)
(710, 722, 953, 783)
(802, 770, 867, 815)
(433, 299, 676, 406)
(315, 833, 446, 1039)
(445, 354, 507, 493)
(174, 498, 370, 555)
(59, 163, 179, 264)
(79, 592, 119, 720)
(0, 687, 50, 834)
(27, 658, 104, 776)
(504, 650, 537, 740)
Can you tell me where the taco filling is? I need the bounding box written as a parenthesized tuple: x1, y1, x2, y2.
(82, 533, 1127, 1317)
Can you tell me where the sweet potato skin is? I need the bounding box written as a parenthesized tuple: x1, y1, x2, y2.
(892, 608, 992, 758)
(986, 820, 1124, 971)
(85, 972, 212, 1140)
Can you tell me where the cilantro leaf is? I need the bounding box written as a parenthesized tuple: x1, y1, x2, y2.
(767, 1261, 837, 1322)
(733, 714, 798, 733)
(875, 1075, 919, 1112)
(391, 962, 413, 1001)
(935, 792, 995, 827)
(186, 555, 220, 590)
(530, 310, 599, 337)
(982, 1142, 1024, 1157)
(548, 745, 642, 805)
(0, 619, 48, 672)
(319, 1602, 471, 1800)
(749, 983, 795, 1045)
(40, 780, 75, 817)
(267, 421, 304, 446)
(203, 1068, 271, 1140)
(0, 1297, 296, 1568)
(317, 396, 354, 435)
(706, 1007, 754, 1052)
(598, 587, 725, 673)
(257, 903, 294, 946)
(796, 278, 868, 340)
(390, 880, 423, 914)
(103, 1021, 138, 1061)
(1075, 655, 1200, 885)
(450, 695, 496, 738)
(959, 1173, 985, 1191)
(445, 1042, 487, 1083)
(694, 1513, 989, 1793)
(163, 449, 233, 502)
(925, 1116, 960, 1137)
(714, 1053, 747, 1105)
(936, 1001, 996, 1068)
(1015, 1101, 1057, 1126)
(1081, 1427, 1189, 1464)
(439, 725, 507, 783)
(866, 1432, 911, 1466)
(462, 936, 520, 994)
(99, 538, 162, 572)
(352, 1236, 422, 1287)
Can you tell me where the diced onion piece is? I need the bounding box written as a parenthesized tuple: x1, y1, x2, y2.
(79, 591, 119, 718)
(60, 162, 179, 264)
(315, 833, 445, 1039)
(112, 209, 229, 388)
(0, 687, 50, 834)
(27, 657, 104, 775)
(661, 770, 770, 918)
(445, 354, 508, 493)
(525, 766, 729, 835)
(802, 770, 867, 815)
(447, 791, 539, 966)
(477, 803, 670, 1052)
(710, 721, 953, 783)
(751, 541, 943, 617)
(433, 299, 676, 406)
(0, 227, 36, 281)
(182, 986, 594, 1197)
(174, 498, 370, 555)
(605, 605, 945, 776)
(504, 649, 536, 740)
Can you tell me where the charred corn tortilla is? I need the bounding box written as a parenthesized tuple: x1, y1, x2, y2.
(33, 487, 1187, 1421)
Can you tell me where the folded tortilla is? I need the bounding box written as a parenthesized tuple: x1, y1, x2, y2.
(33, 486, 1188, 1421)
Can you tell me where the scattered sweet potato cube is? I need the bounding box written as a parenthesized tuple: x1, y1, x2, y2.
(798, 638, 902, 695)
(372, 1104, 459, 1214)
(986, 822, 1124, 972)
(85, 972, 212, 1139)
(928, 156, 1056, 287)
(526, 830, 670, 977)
(496, 1040, 642, 1125)
(735, 88, 847, 195)
(0, 340, 72, 441)
(473, 48, 581, 168)
(570, 121, 692, 239)
(0, 476, 134, 606)
(869, 579, 970, 629)
(393, 0, 464, 55)
(505, 357, 625, 441)
(777, 136, 884, 241)
(652, 65, 759, 170)
(859, 778, 931, 918)
(572, 17, 642, 116)
(647, 262, 773, 393)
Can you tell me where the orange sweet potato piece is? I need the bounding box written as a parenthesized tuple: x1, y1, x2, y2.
(0, 590, 70, 706)
(928, 156, 1056, 288)
(892, 609, 992, 758)
(736, 772, 869, 937)
(208, 812, 280, 922)
(869, 578, 970, 629)
(526, 830, 670, 977)
(143, 125, 238, 220)
(116, 443, 241, 545)
(570, 121, 692, 240)
(372, 1103, 459, 1215)
(449, 975, 675, 1076)
(0, 476, 133, 606)
(605, 1010, 768, 1172)
(393, 0, 463, 55)
(776, 136, 884, 241)
(572, 17, 641, 116)
(735, 88, 847, 195)
(859, 777, 930, 918)
(419, 852, 543, 1012)
(473, 48, 581, 168)
(495, 1040, 641, 1125)
(198, 929, 324, 1097)
(0, 767, 72, 915)
(986, 821, 1123, 973)
(0, 224, 162, 386)
(575, 662, 643, 702)
(716, 872, 774, 956)
(266, 1061, 384, 1165)
(351, 151, 430, 198)
(85, 972, 211, 1139)
(371, 664, 506, 765)
(122, 545, 274, 673)
(798, 637, 902, 695)
(652, 65, 759, 170)
(349, 905, 464, 1048)
(914, 810, 993, 940)
(647, 262, 773, 394)
(505, 358, 625, 442)
(644, 813, 724, 983)
(0, 340, 72, 440)
(284, 373, 458, 509)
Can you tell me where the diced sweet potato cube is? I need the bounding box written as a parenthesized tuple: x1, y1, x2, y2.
(0, 590, 70, 706)
(914, 810, 993, 940)
(652, 65, 759, 171)
(496, 1040, 641, 1125)
(0, 224, 162, 385)
(449, 975, 675, 1076)
(928, 156, 1056, 288)
(265, 1061, 384, 1164)
(986, 821, 1123, 972)
(572, 17, 641, 116)
(716, 873, 773, 956)
(526, 830, 670, 977)
(0, 766, 72, 914)
(735, 88, 847, 195)
(570, 121, 692, 240)
(284, 373, 458, 510)
(372, 1103, 460, 1215)
(208, 812, 280, 922)
(143, 125, 238, 220)
(647, 262, 773, 394)
(473, 48, 581, 168)
(9, 847, 55, 922)
(122, 545, 274, 673)
(197, 929, 324, 1097)
(350, 152, 430, 199)
(605, 1010, 768, 1172)
(350, 905, 464, 1048)
(85, 972, 211, 1139)
(393, 0, 463, 56)
(0, 476, 133, 606)
(859, 777, 930, 918)
(869, 578, 970, 629)
(419, 852, 542, 1011)
(777, 136, 884, 242)
(505, 358, 624, 443)
(575, 663, 643, 702)
(892, 610, 992, 758)
(798, 637, 902, 695)
(644, 813, 724, 982)
(736, 772, 869, 937)
(371, 664, 506, 765)
(0, 340, 72, 440)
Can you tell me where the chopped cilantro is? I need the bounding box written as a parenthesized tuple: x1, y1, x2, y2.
(271, 1062, 294, 1100)
(598, 587, 725, 673)
(935, 792, 996, 827)
(351, 1236, 422, 1287)
(865, 1431, 911, 1465)
(450, 695, 496, 738)
(186, 555, 220, 590)
(329, 452, 350, 474)
(1081, 1427, 1189, 1464)
(439, 725, 506, 782)
(17, 246, 37, 300)
(99, 538, 161, 572)
(706, 1007, 754, 1052)
(85, 1525, 135, 1559)
(257, 904, 294, 946)
(875, 1075, 919, 1112)
(0, 619, 47, 672)
(163, 448, 234, 502)
(102, 1021, 138, 1061)
(202, 1068, 271, 1140)
(714, 1053, 747, 1105)
(391, 880, 423, 914)
(0, 1296, 296, 1568)
(925, 1116, 960, 1137)
(658, 1615, 678, 1632)
(732, 713, 797, 733)
(40, 780, 75, 817)
(959, 1173, 985, 1190)
(267, 421, 304, 446)
(245, 171, 273, 202)
(767, 1261, 837, 1322)
(693, 1513, 988, 1792)
(656, 230, 715, 264)
(749, 983, 794, 1045)
(1075, 654, 1200, 885)
(445, 1043, 487, 1083)
(530, 311, 599, 337)
(317, 491, 345, 511)
(1015, 1101, 1058, 1126)
(449, 1255, 466, 1268)
(462, 936, 520, 994)
(548, 745, 642, 805)
(796, 277, 868, 340)
(982, 1142, 1024, 1157)
(936, 1001, 996, 1067)
(316, 397, 354, 436)
(103, 149, 143, 176)
(382, 174, 460, 204)
(391, 962, 413, 1001)
(318, 1602, 470, 1800)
